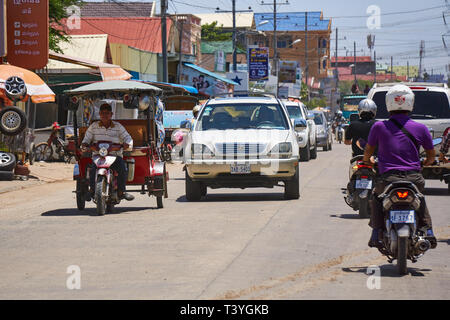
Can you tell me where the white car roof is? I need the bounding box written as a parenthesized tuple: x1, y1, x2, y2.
(207, 96, 279, 105)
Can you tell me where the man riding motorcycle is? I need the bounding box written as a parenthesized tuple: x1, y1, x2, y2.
(81, 103, 134, 201)
(344, 99, 377, 157)
(363, 85, 437, 249)
(332, 110, 346, 142)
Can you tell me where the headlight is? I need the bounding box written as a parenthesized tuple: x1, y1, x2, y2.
(268, 142, 292, 159)
(99, 147, 108, 157)
(191, 143, 214, 159)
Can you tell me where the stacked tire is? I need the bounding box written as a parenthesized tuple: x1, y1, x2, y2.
(0, 151, 16, 181)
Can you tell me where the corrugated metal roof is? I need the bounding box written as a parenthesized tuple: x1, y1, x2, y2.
(64, 17, 172, 54)
(183, 63, 238, 85)
(194, 13, 254, 28)
(47, 34, 108, 70)
(201, 41, 246, 54)
(81, 1, 155, 17)
(255, 12, 331, 32)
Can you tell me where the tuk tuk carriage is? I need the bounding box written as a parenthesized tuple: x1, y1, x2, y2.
(65, 80, 168, 213)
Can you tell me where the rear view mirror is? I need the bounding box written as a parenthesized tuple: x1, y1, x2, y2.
(294, 119, 307, 131)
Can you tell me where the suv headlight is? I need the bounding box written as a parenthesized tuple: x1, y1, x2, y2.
(191, 143, 214, 159)
(268, 142, 292, 159)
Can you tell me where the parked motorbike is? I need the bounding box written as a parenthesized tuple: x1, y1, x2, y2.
(344, 155, 376, 218)
(34, 123, 76, 163)
(89, 142, 127, 216)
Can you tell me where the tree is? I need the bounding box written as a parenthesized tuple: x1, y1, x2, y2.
(49, 0, 84, 53)
(201, 22, 233, 42)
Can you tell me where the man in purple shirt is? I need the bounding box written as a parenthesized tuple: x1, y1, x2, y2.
(363, 84, 437, 249)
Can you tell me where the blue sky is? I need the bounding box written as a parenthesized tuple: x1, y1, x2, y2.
(84, 0, 450, 77)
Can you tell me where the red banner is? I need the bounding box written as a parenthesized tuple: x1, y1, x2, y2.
(6, 0, 49, 69)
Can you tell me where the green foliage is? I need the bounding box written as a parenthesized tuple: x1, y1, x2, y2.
(300, 82, 308, 101)
(201, 22, 233, 42)
(305, 97, 327, 110)
(339, 80, 374, 96)
(49, 0, 84, 53)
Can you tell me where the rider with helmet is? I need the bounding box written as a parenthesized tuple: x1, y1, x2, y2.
(363, 84, 437, 249)
(344, 99, 378, 157)
(332, 110, 346, 140)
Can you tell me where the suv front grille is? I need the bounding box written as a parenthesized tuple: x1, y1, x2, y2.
(215, 143, 267, 159)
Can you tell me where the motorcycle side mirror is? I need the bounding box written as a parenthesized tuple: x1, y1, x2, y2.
(433, 137, 442, 146)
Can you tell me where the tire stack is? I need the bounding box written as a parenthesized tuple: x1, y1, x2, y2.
(0, 151, 16, 181)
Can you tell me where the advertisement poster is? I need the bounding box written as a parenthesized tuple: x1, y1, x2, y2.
(279, 61, 298, 84)
(248, 47, 269, 81)
(214, 50, 226, 73)
(6, 0, 49, 69)
(181, 67, 231, 97)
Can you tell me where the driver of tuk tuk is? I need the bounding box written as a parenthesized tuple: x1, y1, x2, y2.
(81, 103, 134, 201)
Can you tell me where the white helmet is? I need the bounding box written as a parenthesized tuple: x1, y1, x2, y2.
(193, 104, 201, 115)
(358, 98, 377, 117)
(386, 84, 415, 112)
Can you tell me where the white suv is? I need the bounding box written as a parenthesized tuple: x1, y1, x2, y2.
(367, 82, 450, 137)
(282, 100, 317, 161)
(183, 96, 300, 200)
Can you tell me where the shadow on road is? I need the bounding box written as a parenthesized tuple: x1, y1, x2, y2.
(437, 238, 449, 245)
(422, 187, 449, 196)
(342, 264, 432, 278)
(176, 192, 286, 203)
(41, 206, 155, 217)
(330, 213, 366, 220)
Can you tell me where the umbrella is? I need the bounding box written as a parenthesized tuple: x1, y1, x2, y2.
(0, 64, 55, 103)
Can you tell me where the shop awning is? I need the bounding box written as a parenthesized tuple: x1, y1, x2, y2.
(48, 53, 132, 81)
(183, 63, 238, 86)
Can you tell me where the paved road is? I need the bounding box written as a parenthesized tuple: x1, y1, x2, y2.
(0, 143, 448, 299)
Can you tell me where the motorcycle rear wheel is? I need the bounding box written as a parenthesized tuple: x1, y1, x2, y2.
(397, 237, 408, 275)
(358, 197, 370, 219)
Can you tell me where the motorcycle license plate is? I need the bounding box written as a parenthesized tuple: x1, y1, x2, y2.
(230, 163, 251, 174)
(355, 179, 372, 190)
(390, 210, 415, 224)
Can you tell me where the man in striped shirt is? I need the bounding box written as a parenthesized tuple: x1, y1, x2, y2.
(81, 103, 134, 201)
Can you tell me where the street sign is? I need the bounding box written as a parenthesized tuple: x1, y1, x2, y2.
(248, 47, 269, 81)
(214, 50, 226, 73)
(226, 72, 248, 92)
(6, 0, 49, 69)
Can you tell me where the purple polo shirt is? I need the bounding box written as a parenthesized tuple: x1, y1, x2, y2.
(367, 114, 433, 174)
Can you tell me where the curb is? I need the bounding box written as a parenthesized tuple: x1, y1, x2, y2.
(0, 178, 72, 195)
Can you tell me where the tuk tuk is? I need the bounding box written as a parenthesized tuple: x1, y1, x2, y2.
(65, 80, 168, 213)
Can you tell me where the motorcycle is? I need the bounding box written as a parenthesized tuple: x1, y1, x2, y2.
(344, 155, 376, 218)
(377, 180, 431, 275)
(334, 122, 347, 144)
(89, 142, 127, 216)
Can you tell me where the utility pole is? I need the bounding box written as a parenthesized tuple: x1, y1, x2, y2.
(407, 60, 410, 81)
(353, 41, 357, 84)
(335, 27, 339, 109)
(260, 0, 290, 97)
(161, 0, 168, 82)
(418, 40, 425, 80)
(390, 56, 393, 81)
(374, 50, 377, 83)
(305, 12, 309, 101)
(216, 2, 252, 72)
(177, 19, 184, 84)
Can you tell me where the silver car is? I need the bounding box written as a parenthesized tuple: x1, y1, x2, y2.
(312, 110, 333, 151)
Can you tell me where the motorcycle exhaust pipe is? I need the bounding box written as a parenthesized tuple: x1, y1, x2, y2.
(415, 238, 431, 252)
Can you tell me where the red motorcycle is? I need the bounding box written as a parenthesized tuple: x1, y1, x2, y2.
(34, 122, 76, 162)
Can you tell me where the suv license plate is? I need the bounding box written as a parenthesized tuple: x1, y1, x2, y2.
(355, 179, 372, 190)
(390, 210, 415, 224)
(230, 164, 251, 174)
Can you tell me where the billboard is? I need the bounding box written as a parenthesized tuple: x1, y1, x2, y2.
(279, 61, 298, 84)
(6, 0, 49, 69)
(248, 47, 269, 81)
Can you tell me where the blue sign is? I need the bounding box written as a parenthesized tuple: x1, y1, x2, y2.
(163, 111, 194, 129)
(248, 47, 269, 81)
